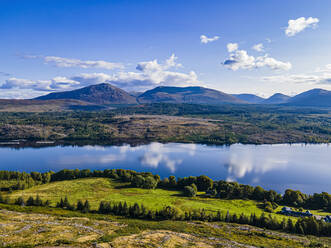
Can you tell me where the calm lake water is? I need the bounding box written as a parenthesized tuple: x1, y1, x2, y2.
(1, 143, 330, 194)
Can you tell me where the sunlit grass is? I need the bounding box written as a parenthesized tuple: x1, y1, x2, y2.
(7, 177, 302, 221)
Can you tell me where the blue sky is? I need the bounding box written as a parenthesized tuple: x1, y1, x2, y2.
(1, 0, 331, 98)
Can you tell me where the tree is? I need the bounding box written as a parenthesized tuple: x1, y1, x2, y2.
(196, 175, 213, 191)
(83, 200, 90, 213)
(26, 196, 34, 206)
(253, 186, 265, 201)
(143, 176, 158, 189)
(34, 195, 43, 206)
(168, 176, 177, 188)
(15, 196, 25, 206)
(132, 175, 145, 188)
(184, 186, 197, 197)
(76, 200, 84, 211)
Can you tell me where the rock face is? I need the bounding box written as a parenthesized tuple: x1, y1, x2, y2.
(35, 83, 137, 104)
(262, 93, 291, 104)
(286, 88, 331, 107)
(137, 86, 246, 104)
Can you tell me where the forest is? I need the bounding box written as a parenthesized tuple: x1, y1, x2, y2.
(0, 103, 331, 145)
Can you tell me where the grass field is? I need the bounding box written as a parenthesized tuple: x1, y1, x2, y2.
(6, 177, 300, 221)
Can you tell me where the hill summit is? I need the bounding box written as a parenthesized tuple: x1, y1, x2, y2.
(137, 86, 245, 104)
(35, 83, 137, 104)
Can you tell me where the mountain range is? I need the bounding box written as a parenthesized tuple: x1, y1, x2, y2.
(33, 83, 331, 107)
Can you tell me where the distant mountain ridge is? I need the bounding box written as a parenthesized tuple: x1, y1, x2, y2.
(262, 93, 291, 104)
(34, 83, 331, 107)
(232, 94, 265, 104)
(137, 86, 246, 104)
(35, 83, 137, 104)
(286, 88, 331, 107)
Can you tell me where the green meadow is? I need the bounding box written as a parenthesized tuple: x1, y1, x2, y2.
(7, 177, 296, 221)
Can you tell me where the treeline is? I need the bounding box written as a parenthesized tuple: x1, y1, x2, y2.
(98, 201, 330, 236)
(10, 194, 331, 237)
(2, 168, 331, 212)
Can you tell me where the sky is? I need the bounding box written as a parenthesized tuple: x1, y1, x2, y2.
(1, 0, 331, 99)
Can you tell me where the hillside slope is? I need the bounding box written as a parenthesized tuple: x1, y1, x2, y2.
(232, 94, 265, 104)
(137, 86, 246, 104)
(35, 83, 137, 104)
(287, 88, 331, 107)
(262, 93, 291, 104)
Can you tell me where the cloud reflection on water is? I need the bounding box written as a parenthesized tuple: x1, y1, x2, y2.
(57, 142, 197, 173)
(224, 145, 288, 182)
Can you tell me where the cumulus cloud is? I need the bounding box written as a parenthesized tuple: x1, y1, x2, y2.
(24, 55, 124, 70)
(252, 43, 264, 52)
(223, 43, 291, 71)
(200, 35, 219, 44)
(227, 43, 238, 52)
(285, 17, 319, 37)
(110, 54, 198, 91)
(223, 49, 255, 71)
(1, 54, 200, 97)
(255, 55, 292, 71)
(73, 54, 198, 91)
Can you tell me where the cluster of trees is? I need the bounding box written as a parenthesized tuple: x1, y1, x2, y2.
(164, 175, 331, 212)
(14, 195, 50, 207)
(55, 197, 91, 213)
(284, 190, 331, 211)
(0, 170, 53, 191)
(51, 169, 160, 190)
(50, 196, 331, 236)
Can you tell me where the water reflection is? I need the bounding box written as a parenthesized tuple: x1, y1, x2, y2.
(225, 148, 288, 182)
(0, 143, 330, 194)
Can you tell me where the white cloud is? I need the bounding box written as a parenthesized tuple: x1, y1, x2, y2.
(260, 63, 331, 85)
(0, 76, 81, 92)
(255, 55, 292, 71)
(1, 54, 200, 97)
(200, 35, 219, 44)
(0, 78, 52, 91)
(110, 54, 199, 91)
(25, 55, 124, 70)
(223, 44, 291, 71)
(285, 17, 319, 37)
(252, 43, 264, 52)
(227, 43, 238, 52)
(261, 72, 331, 85)
(223, 49, 255, 71)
